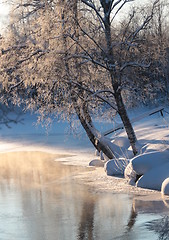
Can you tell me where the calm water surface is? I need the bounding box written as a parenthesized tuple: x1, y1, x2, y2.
(0, 152, 169, 240)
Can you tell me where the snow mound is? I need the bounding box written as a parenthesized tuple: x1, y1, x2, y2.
(136, 162, 169, 191)
(124, 162, 137, 185)
(104, 158, 129, 176)
(131, 150, 169, 176)
(89, 159, 104, 167)
(161, 178, 169, 196)
(125, 150, 169, 187)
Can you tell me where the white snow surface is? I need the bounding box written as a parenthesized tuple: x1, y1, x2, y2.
(136, 162, 169, 191)
(104, 158, 130, 176)
(106, 106, 169, 193)
(131, 150, 169, 176)
(161, 178, 169, 195)
(124, 162, 137, 185)
(121, 107, 169, 193)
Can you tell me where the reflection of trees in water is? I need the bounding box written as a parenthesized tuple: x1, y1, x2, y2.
(146, 216, 169, 240)
(0, 151, 95, 240)
(126, 205, 138, 231)
(125, 198, 169, 240)
(77, 196, 95, 240)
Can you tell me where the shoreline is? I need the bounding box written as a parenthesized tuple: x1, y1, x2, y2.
(0, 142, 166, 201)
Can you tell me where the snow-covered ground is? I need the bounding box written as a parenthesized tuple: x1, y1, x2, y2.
(1, 106, 169, 195)
(115, 106, 169, 194)
(0, 111, 96, 165)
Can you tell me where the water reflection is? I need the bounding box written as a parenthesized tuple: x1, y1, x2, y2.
(125, 196, 169, 240)
(126, 205, 138, 231)
(146, 216, 169, 240)
(0, 151, 169, 240)
(0, 151, 94, 240)
(77, 194, 95, 240)
(0, 151, 134, 240)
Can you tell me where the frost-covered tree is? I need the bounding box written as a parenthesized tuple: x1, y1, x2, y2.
(118, 1, 169, 105)
(146, 0, 169, 100)
(0, 0, 160, 158)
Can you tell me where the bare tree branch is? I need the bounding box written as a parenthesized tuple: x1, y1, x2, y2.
(66, 53, 110, 70)
(126, 0, 160, 48)
(69, 80, 118, 111)
(111, 0, 134, 23)
(81, 0, 105, 29)
(120, 62, 151, 71)
(9, 80, 24, 93)
(77, 22, 106, 55)
(1, 45, 27, 55)
(4, 49, 45, 75)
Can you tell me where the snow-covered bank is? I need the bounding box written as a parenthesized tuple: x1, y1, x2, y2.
(113, 107, 169, 194)
(82, 106, 169, 195)
(0, 106, 169, 195)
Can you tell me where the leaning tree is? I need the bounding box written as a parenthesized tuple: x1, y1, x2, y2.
(0, 0, 160, 158)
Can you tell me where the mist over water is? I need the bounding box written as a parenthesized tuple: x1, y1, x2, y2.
(0, 152, 169, 240)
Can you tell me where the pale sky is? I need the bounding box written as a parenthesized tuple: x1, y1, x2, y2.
(0, 1, 10, 32)
(0, 0, 164, 33)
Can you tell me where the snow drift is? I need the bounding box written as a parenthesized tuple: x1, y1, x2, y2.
(161, 178, 169, 195)
(127, 150, 169, 176)
(104, 158, 129, 176)
(137, 162, 169, 191)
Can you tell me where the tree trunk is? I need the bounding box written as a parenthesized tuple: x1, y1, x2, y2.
(61, 2, 113, 159)
(72, 97, 114, 159)
(165, 47, 169, 99)
(102, 4, 138, 156)
(114, 89, 138, 155)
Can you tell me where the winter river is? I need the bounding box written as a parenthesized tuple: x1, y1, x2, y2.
(0, 151, 169, 240)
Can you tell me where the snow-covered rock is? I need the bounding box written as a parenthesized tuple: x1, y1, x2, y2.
(104, 158, 129, 176)
(161, 178, 169, 196)
(89, 159, 104, 167)
(124, 162, 137, 185)
(125, 150, 169, 186)
(136, 162, 169, 191)
(131, 150, 169, 176)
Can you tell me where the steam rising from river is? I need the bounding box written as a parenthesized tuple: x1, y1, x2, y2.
(0, 151, 132, 240)
(0, 151, 87, 188)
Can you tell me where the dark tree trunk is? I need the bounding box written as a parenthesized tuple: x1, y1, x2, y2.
(114, 89, 137, 155)
(72, 97, 114, 159)
(70, 1, 114, 159)
(102, 3, 138, 156)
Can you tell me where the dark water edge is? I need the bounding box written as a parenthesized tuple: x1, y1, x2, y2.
(0, 151, 169, 240)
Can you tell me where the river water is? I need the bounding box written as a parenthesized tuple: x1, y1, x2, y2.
(0, 151, 169, 240)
